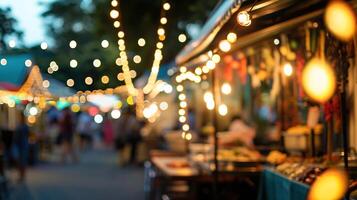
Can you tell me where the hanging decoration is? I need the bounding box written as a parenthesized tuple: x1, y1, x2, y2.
(110, 0, 171, 97)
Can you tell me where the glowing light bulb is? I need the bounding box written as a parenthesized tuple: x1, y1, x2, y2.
(179, 116, 186, 123)
(94, 114, 103, 124)
(70, 59, 78, 68)
(85, 77, 93, 85)
(325, 0, 356, 41)
(138, 38, 146, 46)
(93, 59, 101, 68)
(178, 34, 187, 43)
(159, 102, 168, 110)
(113, 21, 120, 28)
(283, 63, 293, 77)
(29, 107, 38, 116)
(101, 75, 109, 84)
(221, 83, 232, 95)
(308, 168, 348, 200)
(67, 79, 74, 87)
(111, 0, 118, 7)
(133, 55, 141, 63)
(182, 124, 190, 131)
(8, 40, 16, 48)
(0, 58, 7, 66)
(274, 38, 280, 45)
(42, 80, 50, 88)
(185, 133, 192, 140)
(110, 10, 119, 19)
(40, 42, 48, 50)
(25, 59, 32, 67)
(218, 104, 228, 116)
(163, 3, 170, 10)
(71, 104, 80, 112)
(302, 58, 336, 103)
(157, 28, 165, 36)
(206, 101, 215, 110)
(176, 85, 184, 92)
(204, 91, 213, 102)
(212, 54, 221, 63)
(206, 60, 216, 70)
(101, 40, 109, 48)
(227, 32, 237, 43)
(219, 40, 231, 52)
(69, 40, 77, 48)
(237, 11, 251, 26)
(111, 109, 121, 119)
(160, 17, 167, 24)
(202, 66, 210, 73)
(195, 67, 202, 75)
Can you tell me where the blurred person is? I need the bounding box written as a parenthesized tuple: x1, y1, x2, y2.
(76, 111, 92, 151)
(103, 114, 114, 147)
(211, 115, 256, 148)
(59, 107, 78, 163)
(13, 114, 29, 182)
(115, 108, 142, 165)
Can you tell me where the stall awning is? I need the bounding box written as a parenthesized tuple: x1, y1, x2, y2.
(175, 0, 244, 66)
(0, 53, 49, 97)
(175, 0, 327, 67)
(0, 54, 32, 91)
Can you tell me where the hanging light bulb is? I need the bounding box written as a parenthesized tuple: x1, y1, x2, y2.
(302, 58, 336, 103)
(283, 63, 293, 77)
(221, 83, 232, 95)
(237, 11, 251, 26)
(218, 104, 228, 116)
(325, 0, 356, 41)
(227, 32, 237, 43)
(219, 40, 231, 52)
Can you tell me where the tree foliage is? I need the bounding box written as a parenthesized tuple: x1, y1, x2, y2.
(0, 7, 23, 50)
(39, 0, 217, 91)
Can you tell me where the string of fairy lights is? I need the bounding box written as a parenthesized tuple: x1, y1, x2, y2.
(110, 0, 172, 97)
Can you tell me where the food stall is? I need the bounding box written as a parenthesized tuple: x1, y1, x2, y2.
(147, 0, 357, 199)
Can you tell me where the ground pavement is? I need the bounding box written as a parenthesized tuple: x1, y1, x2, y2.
(8, 148, 145, 200)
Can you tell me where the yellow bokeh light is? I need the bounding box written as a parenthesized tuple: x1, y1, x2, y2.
(219, 40, 231, 52)
(308, 168, 348, 200)
(28, 115, 36, 124)
(163, 2, 171, 10)
(42, 80, 50, 88)
(133, 55, 141, 64)
(178, 34, 187, 43)
(160, 17, 167, 24)
(85, 77, 93, 85)
(221, 83, 232, 95)
(302, 58, 336, 103)
(283, 63, 293, 77)
(67, 79, 75, 87)
(138, 38, 146, 47)
(101, 75, 109, 84)
(157, 28, 165, 36)
(127, 96, 134, 105)
(237, 11, 251, 26)
(218, 104, 228, 116)
(110, 10, 119, 19)
(325, 0, 356, 41)
(71, 104, 80, 112)
(212, 54, 221, 63)
(227, 32, 237, 43)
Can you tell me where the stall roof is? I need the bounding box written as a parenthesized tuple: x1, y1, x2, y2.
(175, 0, 244, 66)
(0, 54, 32, 91)
(175, 0, 330, 67)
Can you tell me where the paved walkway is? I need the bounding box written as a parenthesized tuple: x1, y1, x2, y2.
(8, 149, 145, 200)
